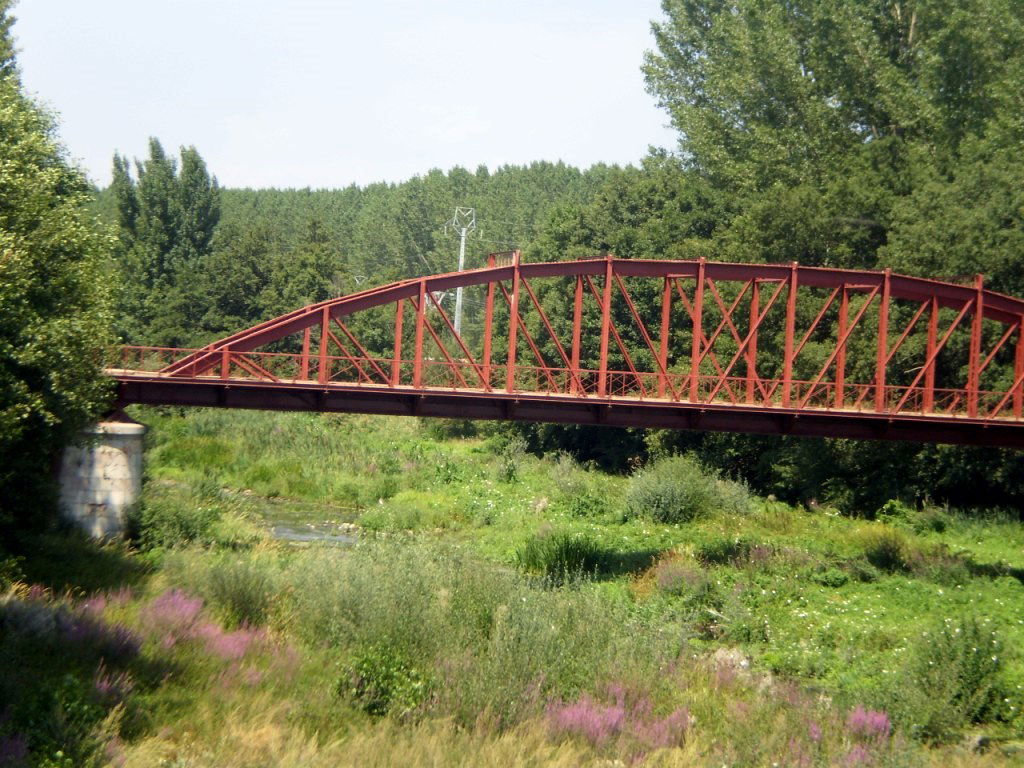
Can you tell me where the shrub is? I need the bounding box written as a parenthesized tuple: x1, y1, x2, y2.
(877, 499, 949, 534)
(812, 567, 849, 588)
(496, 436, 528, 483)
(363, 474, 399, 505)
(422, 419, 478, 440)
(626, 454, 750, 524)
(696, 537, 766, 566)
(551, 454, 608, 518)
(205, 556, 276, 628)
(129, 495, 220, 550)
(889, 616, 1008, 743)
(338, 643, 431, 718)
(515, 531, 607, 582)
(854, 525, 909, 572)
(652, 556, 708, 598)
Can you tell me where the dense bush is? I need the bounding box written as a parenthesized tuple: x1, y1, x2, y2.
(496, 435, 528, 483)
(515, 531, 608, 582)
(205, 555, 276, 628)
(129, 495, 220, 550)
(889, 617, 1010, 743)
(339, 643, 432, 718)
(626, 454, 751, 523)
(853, 525, 910, 572)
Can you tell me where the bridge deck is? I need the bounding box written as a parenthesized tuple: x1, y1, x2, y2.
(111, 370, 1024, 447)
(109, 255, 1024, 448)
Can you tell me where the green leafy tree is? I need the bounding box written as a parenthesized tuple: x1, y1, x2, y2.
(112, 139, 220, 344)
(0, 5, 114, 532)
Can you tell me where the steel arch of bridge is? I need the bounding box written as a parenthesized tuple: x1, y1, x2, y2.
(111, 252, 1024, 447)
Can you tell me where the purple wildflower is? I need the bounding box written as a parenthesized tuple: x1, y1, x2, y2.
(784, 738, 813, 768)
(844, 744, 873, 766)
(61, 613, 141, 662)
(846, 706, 891, 741)
(204, 627, 256, 660)
(0, 734, 28, 765)
(808, 721, 822, 743)
(141, 589, 203, 641)
(80, 595, 107, 618)
(93, 662, 135, 704)
(630, 707, 689, 750)
(548, 695, 626, 746)
(105, 587, 134, 607)
(25, 584, 46, 601)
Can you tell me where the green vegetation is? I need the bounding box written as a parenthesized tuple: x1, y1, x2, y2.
(2, 0, 1024, 764)
(0, 0, 113, 537)
(4, 409, 1024, 766)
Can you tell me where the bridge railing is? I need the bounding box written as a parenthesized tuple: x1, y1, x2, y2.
(112, 346, 1021, 421)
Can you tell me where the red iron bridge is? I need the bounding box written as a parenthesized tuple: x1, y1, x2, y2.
(111, 253, 1024, 447)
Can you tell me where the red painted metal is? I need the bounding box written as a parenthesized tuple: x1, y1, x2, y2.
(876, 270, 891, 412)
(598, 254, 613, 397)
(969, 275, 984, 418)
(571, 275, 584, 395)
(924, 297, 938, 412)
(506, 251, 521, 393)
(413, 280, 425, 388)
(835, 285, 848, 409)
(782, 263, 798, 408)
(689, 260, 705, 402)
(391, 299, 404, 386)
(1015, 317, 1024, 419)
(109, 255, 1024, 447)
(745, 280, 759, 404)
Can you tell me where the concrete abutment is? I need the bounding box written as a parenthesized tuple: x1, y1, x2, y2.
(58, 420, 146, 539)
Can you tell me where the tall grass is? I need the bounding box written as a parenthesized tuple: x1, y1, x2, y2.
(284, 541, 675, 726)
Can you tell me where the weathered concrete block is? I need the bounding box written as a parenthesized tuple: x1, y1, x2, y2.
(59, 421, 146, 539)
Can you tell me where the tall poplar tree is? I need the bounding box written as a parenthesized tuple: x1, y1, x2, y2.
(111, 139, 221, 344)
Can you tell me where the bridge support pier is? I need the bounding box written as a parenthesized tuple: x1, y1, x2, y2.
(58, 419, 146, 539)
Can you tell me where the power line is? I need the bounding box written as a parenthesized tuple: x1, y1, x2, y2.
(443, 207, 476, 335)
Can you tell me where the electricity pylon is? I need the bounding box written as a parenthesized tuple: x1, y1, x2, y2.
(444, 207, 476, 335)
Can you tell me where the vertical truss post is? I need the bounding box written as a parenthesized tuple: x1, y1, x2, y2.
(659, 276, 671, 398)
(317, 306, 330, 385)
(506, 251, 521, 393)
(391, 299, 404, 386)
(968, 274, 984, 418)
(875, 269, 891, 412)
(688, 259, 706, 402)
(483, 272, 495, 390)
(220, 347, 230, 379)
(598, 253, 613, 397)
(571, 274, 584, 394)
(924, 297, 938, 412)
(1015, 316, 1024, 419)
(782, 263, 798, 407)
(745, 279, 759, 404)
(300, 327, 311, 380)
(413, 281, 426, 388)
(835, 285, 848, 409)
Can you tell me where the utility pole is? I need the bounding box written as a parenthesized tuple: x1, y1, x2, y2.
(445, 207, 476, 336)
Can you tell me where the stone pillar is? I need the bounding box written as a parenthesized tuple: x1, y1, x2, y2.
(59, 421, 146, 539)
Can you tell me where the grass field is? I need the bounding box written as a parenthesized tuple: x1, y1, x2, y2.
(2, 408, 1023, 766)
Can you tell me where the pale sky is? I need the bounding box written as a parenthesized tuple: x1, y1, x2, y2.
(12, 0, 678, 189)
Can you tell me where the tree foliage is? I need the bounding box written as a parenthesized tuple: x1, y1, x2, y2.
(0, 4, 114, 532)
(112, 139, 221, 344)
